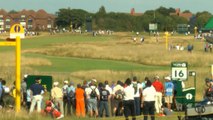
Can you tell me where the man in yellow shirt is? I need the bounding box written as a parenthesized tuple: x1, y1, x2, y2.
(51, 82, 64, 117)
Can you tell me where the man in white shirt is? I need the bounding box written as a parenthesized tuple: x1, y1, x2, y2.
(85, 81, 100, 117)
(142, 79, 156, 120)
(112, 80, 124, 116)
(123, 78, 136, 120)
(132, 76, 142, 116)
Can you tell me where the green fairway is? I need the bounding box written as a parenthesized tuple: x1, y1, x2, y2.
(25, 53, 169, 72)
(0, 34, 113, 51)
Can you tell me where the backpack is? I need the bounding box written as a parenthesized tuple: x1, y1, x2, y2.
(90, 87, 97, 98)
(67, 88, 75, 99)
(100, 89, 109, 101)
(114, 89, 123, 100)
(133, 83, 138, 94)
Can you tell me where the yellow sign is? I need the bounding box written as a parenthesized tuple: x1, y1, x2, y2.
(0, 42, 16, 46)
(0, 36, 22, 112)
(164, 32, 170, 50)
(10, 24, 25, 39)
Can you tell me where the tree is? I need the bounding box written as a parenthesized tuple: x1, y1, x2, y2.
(195, 11, 212, 29)
(8, 10, 18, 14)
(97, 6, 106, 15)
(55, 8, 89, 29)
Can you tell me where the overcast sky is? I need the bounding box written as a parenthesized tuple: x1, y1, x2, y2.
(0, 0, 212, 14)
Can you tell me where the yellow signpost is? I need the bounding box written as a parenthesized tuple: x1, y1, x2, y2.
(164, 31, 169, 50)
(0, 24, 24, 112)
(194, 26, 198, 37)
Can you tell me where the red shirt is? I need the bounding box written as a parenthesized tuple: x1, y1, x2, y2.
(152, 80, 164, 92)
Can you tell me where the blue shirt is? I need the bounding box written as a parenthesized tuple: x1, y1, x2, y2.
(165, 81, 174, 96)
(67, 86, 75, 94)
(30, 83, 44, 96)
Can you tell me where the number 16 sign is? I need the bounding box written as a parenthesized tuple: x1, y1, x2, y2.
(171, 62, 188, 81)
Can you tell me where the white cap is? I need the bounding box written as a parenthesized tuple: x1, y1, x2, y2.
(92, 79, 97, 82)
(4, 87, 10, 93)
(24, 74, 28, 78)
(164, 76, 171, 81)
(53, 82, 59, 86)
(155, 76, 160, 79)
(64, 80, 68, 84)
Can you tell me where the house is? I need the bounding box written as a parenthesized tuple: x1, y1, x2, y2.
(0, 9, 55, 31)
(130, 8, 143, 16)
(170, 8, 193, 21)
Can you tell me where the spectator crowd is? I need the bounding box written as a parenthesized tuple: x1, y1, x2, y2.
(0, 75, 192, 120)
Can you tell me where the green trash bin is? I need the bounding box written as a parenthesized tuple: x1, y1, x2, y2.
(182, 87, 196, 105)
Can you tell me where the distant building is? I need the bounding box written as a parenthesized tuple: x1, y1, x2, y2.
(0, 9, 55, 31)
(130, 8, 143, 16)
(170, 8, 193, 21)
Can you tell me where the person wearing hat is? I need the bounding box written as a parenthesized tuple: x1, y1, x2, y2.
(152, 76, 164, 116)
(51, 81, 64, 117)
(164, 76, 174, 111)
(85, 80, 100, 117)
(29, 77, 44, 113)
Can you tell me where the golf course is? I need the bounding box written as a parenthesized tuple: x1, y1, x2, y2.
(0, 31, 212, 120)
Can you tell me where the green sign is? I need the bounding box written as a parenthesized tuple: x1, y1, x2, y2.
(26, 75, 52, 92)
(171, 62, 188, 81)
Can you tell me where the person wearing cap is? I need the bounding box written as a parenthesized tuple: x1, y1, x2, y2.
(62, 80, 69, 115)
(152, 76, 164, 115)
(85, 80, 100, 117)
(66, 81, 76, 116)
(164, 76, 174, 111)
(51, 81, 64, 117)
(112, 80, 124, 116)
(2, 87, 15, 109)
(29, 77, 44, 113)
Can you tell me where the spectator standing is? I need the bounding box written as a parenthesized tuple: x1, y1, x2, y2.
(66, 81, 76, 115)
(85, 81, 100, 117)
(26, 89, 31, 110)
(29, 77, 44, 113)
(112, 80, 124, 116)
(152, 76, 164, 115)
(75, 84, 86, 117)
(21, 75, 27, 107)
(0, 81, 4, 106)
(132, 76, 142, 116)
(164, 76, 174, 111)
(99, 84, 110, 117)
(123, 78, 136, 120)
(62, 80, 69, 115)
(81, 80, 88, 114)
(51, 81, 64, 117)
(142, 80, 156, 120)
